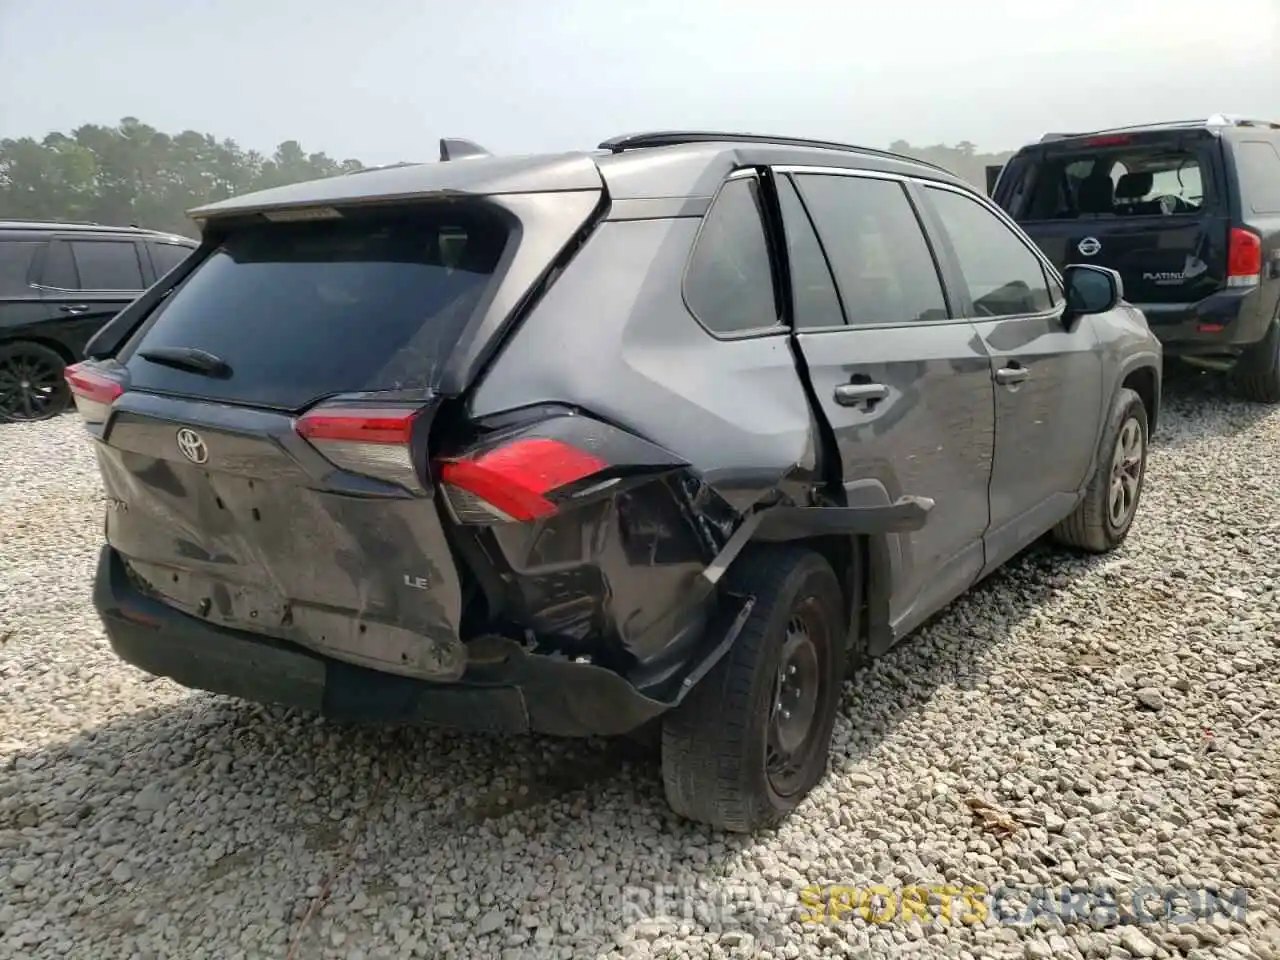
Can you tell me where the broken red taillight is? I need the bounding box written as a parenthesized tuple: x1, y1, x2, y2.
(295, 405, 425, 491)
(438, 437, 608, 524)
(64, 362, 124, 425)
(296, 403, 610, 521)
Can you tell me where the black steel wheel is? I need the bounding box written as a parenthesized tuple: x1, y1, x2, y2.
(764, 601, 830, 798)
(0, 342, 70, 422)
(661, 545, 847, 832)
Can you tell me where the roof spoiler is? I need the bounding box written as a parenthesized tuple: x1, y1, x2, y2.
(439, 138, 491, 162)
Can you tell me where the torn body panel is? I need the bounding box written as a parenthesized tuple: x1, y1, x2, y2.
(467, 217, 822, 514)
(462, 216, 826, 669)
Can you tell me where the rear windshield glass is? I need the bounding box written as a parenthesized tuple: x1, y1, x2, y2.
(122, 207, 508, 410)
(1007, 142, 1213, 221)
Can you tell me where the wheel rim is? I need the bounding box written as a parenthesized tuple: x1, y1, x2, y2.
(765, 597, 828, 798)
(1108, 416, 1144, 529)
(0, 350, 66, 421)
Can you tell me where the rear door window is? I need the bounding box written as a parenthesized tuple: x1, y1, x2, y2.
(795, 173, 950, 325)
(122, 207, 509, 411)
(70, 240, 146, 291)
(776, 176, 845, 329)
(0, 240, 42, 296)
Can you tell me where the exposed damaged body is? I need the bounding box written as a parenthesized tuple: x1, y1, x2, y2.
(70, 131, 1162, 831)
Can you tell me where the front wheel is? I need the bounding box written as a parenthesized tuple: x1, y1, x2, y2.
(1053, 387, 1148, 553)
(661, 546, 845, 832)
(0, 342, 71, 423)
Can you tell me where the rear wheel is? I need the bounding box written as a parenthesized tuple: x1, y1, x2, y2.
(1233, 320, 1280, 404)
(0, 342, 71, 423)
(661, 546, 845, 832)
(1053, 387, 1148, 553)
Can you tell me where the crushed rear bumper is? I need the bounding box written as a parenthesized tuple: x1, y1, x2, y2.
(92, 545, 715, 737)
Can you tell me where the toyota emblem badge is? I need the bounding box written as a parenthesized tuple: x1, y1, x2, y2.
(176, 428, 209, 465)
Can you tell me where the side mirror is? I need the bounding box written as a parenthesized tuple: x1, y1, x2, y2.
(1062, 264, 1122, 320)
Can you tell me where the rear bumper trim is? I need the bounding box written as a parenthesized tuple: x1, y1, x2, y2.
(1137, 288, 1267, 351)
(93, 545, 694, 736)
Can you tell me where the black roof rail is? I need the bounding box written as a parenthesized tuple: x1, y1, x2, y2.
(0, 218, 103, 227)
(597, 130, 955, 175)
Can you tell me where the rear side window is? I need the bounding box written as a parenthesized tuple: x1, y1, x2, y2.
(924, 186, 1054, 318)
(70, 240, 145, 291)
(122, 207, 509, 411)
(150, 241, 193, 276)
(684, 177, 780, 335)
(1236, 140, 1280, 214)
(0, 241, 42, 296)
(795, 173, 949, 325)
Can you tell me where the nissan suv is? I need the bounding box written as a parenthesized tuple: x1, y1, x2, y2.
(67, 132, 1162, 832)
(0, 220, 196, 421)
(990, 115, 1280, 401)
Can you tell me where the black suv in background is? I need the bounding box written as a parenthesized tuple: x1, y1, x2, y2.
(0, 221, 196, 421)
(70, 132, 1160, 832)
(990, 115, 1280, 401)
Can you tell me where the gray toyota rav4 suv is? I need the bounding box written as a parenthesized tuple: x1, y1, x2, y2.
(68, 132, 1162, 832)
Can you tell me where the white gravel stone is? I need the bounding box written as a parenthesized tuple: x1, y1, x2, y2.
(2, 371, 1279, 959)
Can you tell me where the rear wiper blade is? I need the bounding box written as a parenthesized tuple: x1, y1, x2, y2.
(138, 346, 232, 378)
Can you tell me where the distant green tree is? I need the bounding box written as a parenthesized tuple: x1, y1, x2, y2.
(0, 117, 367, 237)
(887, 140, 1014, 189)
(0, 119, 1017, 236)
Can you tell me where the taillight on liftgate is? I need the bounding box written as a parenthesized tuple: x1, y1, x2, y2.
(438, 438, 608, 524)
(295, 405, 425, 491)
(64, 362, 124, 425)
(1227, 228, 1262, 288)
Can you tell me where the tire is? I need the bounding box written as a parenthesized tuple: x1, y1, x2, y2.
(661, 545, 845, 832)
(1052, 387, 1148, 553)
(0, 341, 71, 423)
(1233, 321, 1280, 404)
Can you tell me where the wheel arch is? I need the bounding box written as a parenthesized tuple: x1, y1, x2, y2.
(0, 334, 76, 365)
(1119, 359, 1160, 436)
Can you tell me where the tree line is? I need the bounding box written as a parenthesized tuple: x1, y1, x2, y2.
(0, 118, 1013, 236)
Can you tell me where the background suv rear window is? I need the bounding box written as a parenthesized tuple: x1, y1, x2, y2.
(1013, 145, 1213, 220)
(121, 208, 508, 411)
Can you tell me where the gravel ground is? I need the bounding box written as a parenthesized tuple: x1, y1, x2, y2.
(1, 370, 1278, 960)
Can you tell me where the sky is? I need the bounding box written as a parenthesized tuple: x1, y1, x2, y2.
(1, 0, 1277, 166)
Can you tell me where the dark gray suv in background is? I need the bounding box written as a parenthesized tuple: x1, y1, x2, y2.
(66, 132, 1162, 832)
(0, 220, 196, 421)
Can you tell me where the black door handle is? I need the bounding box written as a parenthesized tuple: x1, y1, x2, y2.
(995, 366, 1029, 386)
(60, 304, 90, 315)
(834, 382, 889, 407)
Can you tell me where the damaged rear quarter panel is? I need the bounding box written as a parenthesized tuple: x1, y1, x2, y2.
(467, 217, 821, 670)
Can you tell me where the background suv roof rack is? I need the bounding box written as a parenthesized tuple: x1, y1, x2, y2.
(597, 130, 953, 174)
(1040, 116, 1280, 143)
(0, 219, 102, 227)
